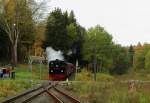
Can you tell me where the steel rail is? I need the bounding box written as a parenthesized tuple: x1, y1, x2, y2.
(21, 89, 46, 103)
(1, 86, 43, 103)
(1, 81, 52, 103)
(20, 82, 55, 103)
(45, 89, 63, 103)
(21, 81, 64, 103)
(52, 87, 81, 103)
(2, 81, 81, 103)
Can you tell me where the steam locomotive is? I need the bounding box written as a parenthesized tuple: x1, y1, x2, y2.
(48, 59, 75, 80)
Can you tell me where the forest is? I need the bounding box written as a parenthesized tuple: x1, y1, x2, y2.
(1, 0, 150, 102)
(0, 0, 150, 76)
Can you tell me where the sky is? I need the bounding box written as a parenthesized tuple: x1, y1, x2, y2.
(47, 0, 150, 46)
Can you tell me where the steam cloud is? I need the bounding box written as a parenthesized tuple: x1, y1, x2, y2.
(46, 47, 64, 62)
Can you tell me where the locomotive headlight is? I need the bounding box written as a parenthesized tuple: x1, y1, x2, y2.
(50, 70, 53, 72)
(61, 70, 64, 73)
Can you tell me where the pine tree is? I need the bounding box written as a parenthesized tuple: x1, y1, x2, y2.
(128, 45, 134, 67)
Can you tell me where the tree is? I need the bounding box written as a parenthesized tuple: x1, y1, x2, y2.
(0, 0, 45, 67)
(66, 10, 85, 64)
(44, 8, 70, 52)
(32, 21, 46, 57)
(66, 23, 78, 46)
(145, 50, 150, 70)
(68, 10, 76, 24)
(0, 0, 19, 66)
(83, 25, 113, 73)
(133, 43, 150, 70)
(134, 49, 145, 70)
(128, 45, 134, 67)
(110, 45, 129, 74)
(67, 23, 85, 64)
(44, 8, 85, 61)
(0, 27, 11, 61)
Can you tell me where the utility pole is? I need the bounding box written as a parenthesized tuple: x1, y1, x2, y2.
(28, 58, 33, 86)
(93, 33, 97, 81)
(75, 59, 78, 77)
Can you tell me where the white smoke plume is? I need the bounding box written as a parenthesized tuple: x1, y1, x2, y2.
(46, 47, 64, 62)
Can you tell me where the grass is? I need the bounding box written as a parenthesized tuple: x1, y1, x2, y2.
(1, 65, 150, 102)
(0, 64, 48, 101)
(114, 69, 150, 81)
(66, 69, 150, 103)
(15, 64, 49, 80)
(75, 69, 115, 81)
(0, 80, 40, 101)
(67, 81, 150, 103)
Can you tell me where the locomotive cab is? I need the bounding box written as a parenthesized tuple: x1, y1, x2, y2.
(48, 59, 75, 81)
(49, 59, 66, 80)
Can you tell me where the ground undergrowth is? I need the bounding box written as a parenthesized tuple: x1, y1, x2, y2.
(1, 65, 150, 103)
(0, 80, 40, 101)
(66, 70, 150, 103)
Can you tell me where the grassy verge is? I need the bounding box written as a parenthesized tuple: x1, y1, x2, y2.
(0, 80, 40, 101)
(75, 69, 115, 81)
(67, 69, 150, 103)
(0, 64, 48, 101)
(15, 64, 49, 80)
(114, 69, 150, 81)
(68, 81, 150, 103)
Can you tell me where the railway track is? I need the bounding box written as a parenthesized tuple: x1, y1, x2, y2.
(47, 86, 81, 103)
(1, 81, 81, 103)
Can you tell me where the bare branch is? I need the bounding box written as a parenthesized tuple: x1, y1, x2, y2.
(0, 15, 14, 44)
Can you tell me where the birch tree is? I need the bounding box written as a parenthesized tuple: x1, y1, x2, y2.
(0, 0, 46, 68)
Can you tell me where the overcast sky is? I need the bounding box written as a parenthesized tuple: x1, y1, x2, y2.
(48, 0, 150, 46)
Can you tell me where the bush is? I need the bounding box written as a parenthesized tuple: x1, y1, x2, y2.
(75, 69, 93, 81)
(75, 69, 115, 82)
(96, 73, 114, 81)
(0, 80, 39, 101)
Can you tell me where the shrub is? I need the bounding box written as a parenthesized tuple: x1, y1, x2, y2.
(96, 73, 114, 81)
(75, 69, 93, 81)
(0, 80, 38, 101)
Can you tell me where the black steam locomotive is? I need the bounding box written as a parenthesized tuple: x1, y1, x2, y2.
(48, 59, 75, 80)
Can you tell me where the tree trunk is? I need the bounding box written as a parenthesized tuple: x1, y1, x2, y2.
(11, 43, 17, 69)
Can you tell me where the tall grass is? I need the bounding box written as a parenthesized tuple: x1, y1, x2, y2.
(75, 69, 114, 81)
(0, 80, 39, 101)
(68, 81, 150, 103)
(68, 69, 150, 103)
(0, 64, 47, 101)
(15, 64, 49, 80)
